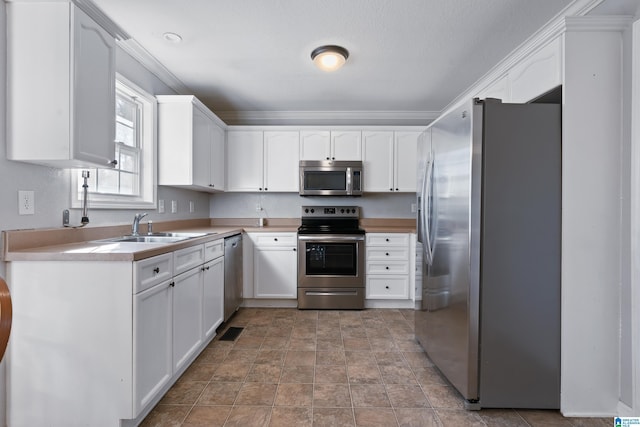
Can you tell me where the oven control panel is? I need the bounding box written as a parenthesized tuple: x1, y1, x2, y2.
(301, 206, 360, 218)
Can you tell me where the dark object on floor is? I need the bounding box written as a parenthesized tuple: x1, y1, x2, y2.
(219, 326, 243, 341)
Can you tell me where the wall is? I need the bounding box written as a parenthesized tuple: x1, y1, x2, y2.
(210, 192, 416, 220)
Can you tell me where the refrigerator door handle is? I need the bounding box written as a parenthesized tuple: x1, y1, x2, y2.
(422, 154, 434, 265)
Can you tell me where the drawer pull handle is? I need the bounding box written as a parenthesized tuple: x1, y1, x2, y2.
(153, 267, 160, 274)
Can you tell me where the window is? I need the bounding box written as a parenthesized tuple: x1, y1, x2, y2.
(72, 75, 156, 209)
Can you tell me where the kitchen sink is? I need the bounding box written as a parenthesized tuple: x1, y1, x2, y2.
(95, 232, 215, 244)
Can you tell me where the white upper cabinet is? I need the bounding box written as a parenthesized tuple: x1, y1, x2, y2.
(227, 130, 299, 192)
(362, 131, 394, 191)
(158, 95, 226, 192)
(362, 131, 419, 192)
(264, 131, 300, 192)
(509, 38, 562, 103)
(300, 130, 362, 160)
(6, 1, 117, 168)
(226, 131, 264, 191)
(393, 132, 420, 192)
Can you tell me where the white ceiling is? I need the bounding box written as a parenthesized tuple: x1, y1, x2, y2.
(92, 0, 579, 125)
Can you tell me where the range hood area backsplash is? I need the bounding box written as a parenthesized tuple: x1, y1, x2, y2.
(209, 192, 416, 219)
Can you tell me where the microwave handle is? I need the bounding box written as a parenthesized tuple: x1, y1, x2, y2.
(346, 167, 352, 194)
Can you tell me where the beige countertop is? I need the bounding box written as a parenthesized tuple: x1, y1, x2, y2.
(2, 217, 414, 262)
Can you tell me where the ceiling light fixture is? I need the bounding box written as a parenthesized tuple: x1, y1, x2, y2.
(162, 32, 183, 43)
(311, 45, 349, 72)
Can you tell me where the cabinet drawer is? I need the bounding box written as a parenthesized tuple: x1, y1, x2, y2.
(367, 261, 409, 275)
(204, 239, 224, 262)
(366, 233, 410, 247)
(174, 244, 205, 275)
(366, 276, 409, 299)
(366, 248, 409, 261)
(134, 253, 174, 294)
(253, 233, 297, 246)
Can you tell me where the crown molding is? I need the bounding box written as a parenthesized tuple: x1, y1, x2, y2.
(215, 110, 439, 126)
(563, 15, 635, 32)
(117, 39, 192, 96)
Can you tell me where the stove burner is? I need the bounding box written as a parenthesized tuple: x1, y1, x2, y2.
(298, 205, 364, 235)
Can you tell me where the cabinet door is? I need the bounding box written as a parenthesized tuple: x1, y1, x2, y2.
(394, 131, 419, 192)
(362, 131, 394, 192)
(172, 267, 203, 373)
(331, 131, 362, 160)
(192, 107, 211, 188)
(203, 257, 224, 340)
(300, 131, 331, 160)
(254, 246, 297, 298)
(73, 5, 116, 167)
(227, 131, 264, 191)
(133, 280, 173, 416)
(264, 131, 300, 192)
(210, 124, 225, 190)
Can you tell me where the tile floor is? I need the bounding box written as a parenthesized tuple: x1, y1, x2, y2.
(141, 308, 612, 427)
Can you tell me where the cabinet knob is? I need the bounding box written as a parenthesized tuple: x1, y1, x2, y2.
(108, 159, 118, 167)
(169, 282, 175, 287)
(259, 187, 263, 191)
(326, 157, 330, 160)
(332, 157, 335, 160)
(390, 188, 393, 191)
(385, 285, 390, 289)
(386, 253, 389, 256)
(264, 187, 268, 191)
(385, 238, 390, 242)
(293, 248, 297, 251)
(153, 267, 160, 274)
(209, 184, 215, 187)
(385, 266, 390, 270)
(274, 238, 278, 241)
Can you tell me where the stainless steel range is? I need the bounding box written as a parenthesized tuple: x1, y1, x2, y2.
(297, 205, 365, 309)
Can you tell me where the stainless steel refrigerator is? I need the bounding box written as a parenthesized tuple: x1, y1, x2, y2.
(415, 98, 561, 409)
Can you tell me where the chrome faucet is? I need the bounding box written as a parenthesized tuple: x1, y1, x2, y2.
(131, 213, 148, 236)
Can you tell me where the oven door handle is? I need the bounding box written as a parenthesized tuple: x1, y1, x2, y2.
(304, 290, 360, 296)
(298, 235, 365, 242)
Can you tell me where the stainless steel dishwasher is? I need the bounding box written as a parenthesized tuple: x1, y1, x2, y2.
(224, 234, 243, 321)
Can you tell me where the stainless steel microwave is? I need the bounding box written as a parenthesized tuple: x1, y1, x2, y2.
(299, 160, 363, 196)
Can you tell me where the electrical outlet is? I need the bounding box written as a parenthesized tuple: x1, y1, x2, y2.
(158, 199, 165, 214)
(189, 201, 195, 213)
(171, 200, 177, 213)
(18, 190, 35, 215)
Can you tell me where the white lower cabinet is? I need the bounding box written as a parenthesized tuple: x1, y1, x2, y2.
(247, 232, 298, 299)
(203, 256, 225, 339)
(172, 266, 204, 373)
(366, 233, 412, 300)
(7, 238, 226, 427)
(134, 279, 173, 415)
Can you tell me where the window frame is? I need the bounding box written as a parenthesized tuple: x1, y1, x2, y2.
(71, 74, 157, 209)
